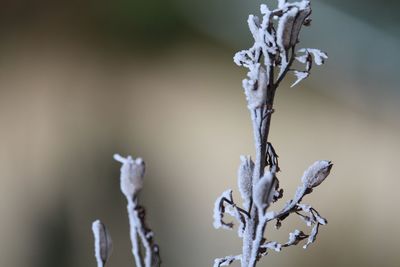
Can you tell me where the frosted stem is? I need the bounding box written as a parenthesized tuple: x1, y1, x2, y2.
(249, 214, 269, 266)
(243, 97, 275, 267)
(127, 199, 145, 267)
(126, 197, 160, 267)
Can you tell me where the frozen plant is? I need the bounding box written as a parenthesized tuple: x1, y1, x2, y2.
(213, 1, 332, 267)
(92, 154, 161, 267)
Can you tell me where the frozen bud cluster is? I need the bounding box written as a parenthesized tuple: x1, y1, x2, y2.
(276, 2, 311, 51)
(92, 220, 112, 267)
(301, 160, 333, 188)
(114, 154, 145, 199)
(233, 0, 328, 110)
(238, 155, 254, 204)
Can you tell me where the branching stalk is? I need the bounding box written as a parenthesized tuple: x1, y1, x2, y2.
(213, 1, 332, 267)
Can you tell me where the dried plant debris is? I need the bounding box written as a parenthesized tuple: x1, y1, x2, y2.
(214, 1, 332, 267)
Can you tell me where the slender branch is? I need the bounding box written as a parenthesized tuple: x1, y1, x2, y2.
(127, 199, 145, 267)
(275, 47, 296, 87)
(127, 198, 161, 267)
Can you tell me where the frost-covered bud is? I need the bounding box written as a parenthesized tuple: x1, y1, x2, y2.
(244, 65, 268, 109)
(276, 7, 298, 50)
(253, 171, 276, 211)
(289, 5, 311, 47)
(92, 220, 112, 267)
(238, 155, 254, 203)
(301, 160, 333, 188)
(114, 154, 145, 199)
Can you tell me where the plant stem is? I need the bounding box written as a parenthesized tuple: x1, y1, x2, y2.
(242, 86, 276, 267)
(127, 199, 145, 267)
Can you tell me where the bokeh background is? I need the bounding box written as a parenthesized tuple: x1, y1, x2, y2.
(1, 0, 399, 266)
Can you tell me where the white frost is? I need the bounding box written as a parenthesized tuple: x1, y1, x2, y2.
(299, 48, 328, 65)
(291, 71, 309, 87)
(278, 0, 287, 9)
(303, 224, 319, 249)
(260, 4, 270, 14)
(213, 255, 241, 267)
(287, 229, 305, 246)
(261, 241, 282, 252)
(248, 15, 261, 44)
(213, 190, 234, 229)
(238, 155, 254, 206)
(276, 7, 298, 77)
(301, 160, 332, 188)
(244, 65, 268, 109)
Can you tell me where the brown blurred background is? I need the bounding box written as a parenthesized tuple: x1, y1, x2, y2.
(0, 0, 399, 266)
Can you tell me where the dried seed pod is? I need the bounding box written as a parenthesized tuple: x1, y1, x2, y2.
(238, 155, 254, 203)
(301, 160, 333, 188)
(289, 6, 311, 47)
(253, 171, 276, 211)
(277, 7, 298, 50)
(114, 154, 145, 199)
(92, 220, 113, 267)
(244, 65, 268, 109)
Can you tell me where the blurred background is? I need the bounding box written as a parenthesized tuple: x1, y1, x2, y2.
(0, 0, 399, 266)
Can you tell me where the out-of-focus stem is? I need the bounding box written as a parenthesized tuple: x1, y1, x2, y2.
(127, 198, 144, 267)
(127, 197, 161, 267)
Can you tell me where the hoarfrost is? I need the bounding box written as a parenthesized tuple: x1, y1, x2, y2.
(114, 154, 145, 199)
(278, 0, 287, 9)
(303, 224, 319, 249)
(213, 190, 234, 230)
(291, 71, 309, 87)
(92, 220, 112, 267)
(286, 229, 307, 246)
(276, 7, 298, 52)
(244, 65, 268, 109)
(299, 48, 328, 65)
(261, 241, 282, 252)
(214, 0, 332, 265)
(301, 160, 333, 188)
(238, 155, 254, 207)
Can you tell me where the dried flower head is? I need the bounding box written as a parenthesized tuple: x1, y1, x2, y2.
(113, 154, 145, 199)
